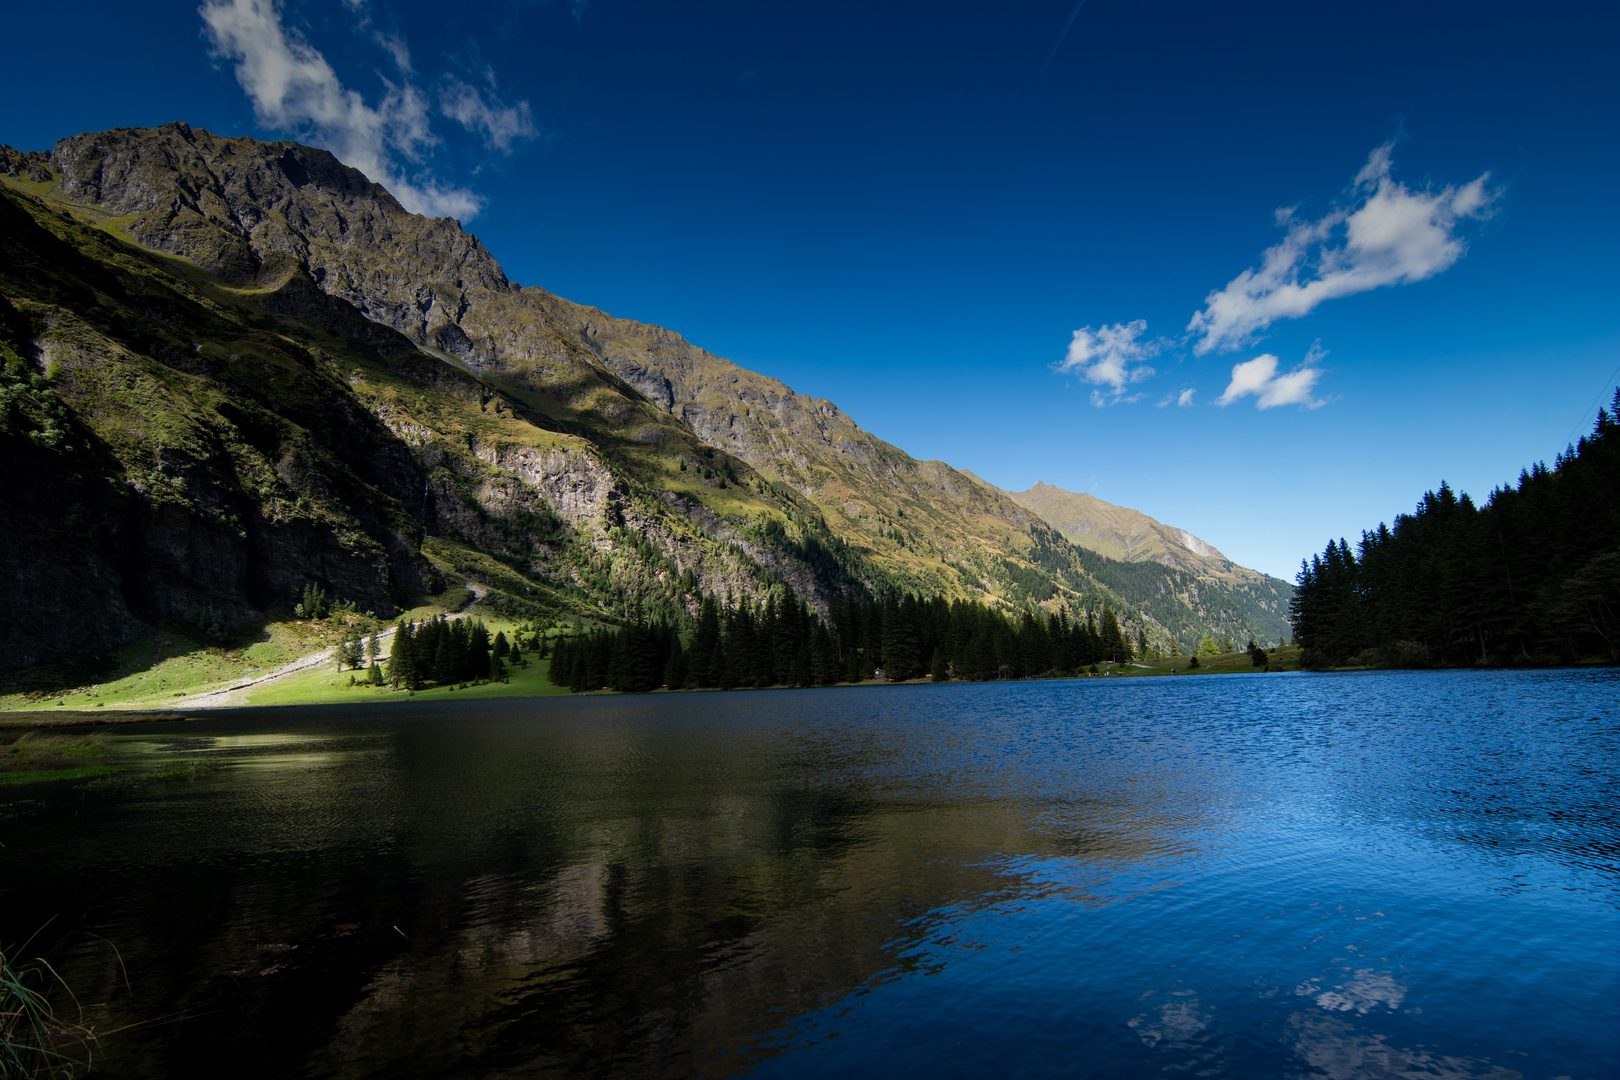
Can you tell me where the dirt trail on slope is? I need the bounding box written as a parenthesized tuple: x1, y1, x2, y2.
(182, 583, 486, 709)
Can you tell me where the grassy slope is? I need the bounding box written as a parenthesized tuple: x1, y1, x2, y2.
(249, 648, 566, 706)
(0, 586, 476, 713)
(1006, 481, 1220, 565)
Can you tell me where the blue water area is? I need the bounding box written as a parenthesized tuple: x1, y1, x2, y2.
(2, 668, 1616, 1078)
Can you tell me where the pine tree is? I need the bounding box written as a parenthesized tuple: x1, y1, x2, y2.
(386, 622, 415, 688)
(467, 620, 491, 681)
(1099, 607, 1125, 662)
(432, 625, 455, 685)
(663, 638, 687, 689)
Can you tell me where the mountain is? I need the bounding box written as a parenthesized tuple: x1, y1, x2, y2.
(1001, 481, 1225, 566)
(0, 124, 1290, 672)
(998, 480, 1294, 647)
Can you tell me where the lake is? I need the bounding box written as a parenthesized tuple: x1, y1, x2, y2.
(4, 669, 1617, 1078)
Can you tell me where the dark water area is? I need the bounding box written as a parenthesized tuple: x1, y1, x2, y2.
(3, 669, 1617, 1079)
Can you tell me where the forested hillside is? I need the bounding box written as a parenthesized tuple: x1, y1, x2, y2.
(1291, 395, 1620, 667)
(547, 591, 1149, 694)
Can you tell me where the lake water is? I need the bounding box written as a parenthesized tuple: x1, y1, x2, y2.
(4, 669, 1617, 1079)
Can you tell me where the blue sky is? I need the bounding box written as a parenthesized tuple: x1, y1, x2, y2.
(5, 0, 1617, 579)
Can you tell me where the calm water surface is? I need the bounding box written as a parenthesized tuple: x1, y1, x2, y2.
(4, 669, 1617, 1078)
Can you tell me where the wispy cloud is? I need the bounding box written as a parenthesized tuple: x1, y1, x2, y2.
(1056, 320, 1159, 406)
(441, 75, 536, 152)
(201, 0, 537, 220)
(1217, 347, 1325, 409)
(1188, 143, 1495, 355)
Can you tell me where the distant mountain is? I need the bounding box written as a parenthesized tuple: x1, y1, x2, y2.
(988, 480, 1293, 647)
(0, 124, 1290, 670)
(1004, 481, 1230, 571)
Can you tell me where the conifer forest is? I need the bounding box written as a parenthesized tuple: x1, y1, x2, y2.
(1290, 392, 1620, 667)
(545, 592, 1144, 694)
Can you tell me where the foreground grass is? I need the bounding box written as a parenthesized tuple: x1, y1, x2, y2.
(1, 935, 100, 1078)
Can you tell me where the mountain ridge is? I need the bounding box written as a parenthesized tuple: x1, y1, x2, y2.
(965, 475, 1293, 643)
(0, 124, 1291, 671)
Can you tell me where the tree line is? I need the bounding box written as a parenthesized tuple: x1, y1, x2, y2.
(1291, 391, 1620, 667)
(548, 590, 1149, 694)
(384, 615, 520, 689)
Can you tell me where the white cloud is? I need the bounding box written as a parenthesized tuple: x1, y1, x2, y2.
(441, 77, 537, 153)
(1217, 350, 1325, 410)
(1188, 143, 1495, 355)
(376, 33, 413, 76)
(201, 0, 532, 221)
(1177, 388, 1195, 407)
(1056, 320, 1159, 406)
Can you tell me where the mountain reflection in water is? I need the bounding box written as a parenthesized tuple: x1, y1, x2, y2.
(3, 669, 1616, 1079)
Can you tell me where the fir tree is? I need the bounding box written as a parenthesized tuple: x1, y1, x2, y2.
(1099, 607, 1126, 662)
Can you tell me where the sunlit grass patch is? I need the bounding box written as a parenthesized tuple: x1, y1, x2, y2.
(0, 766, 116, 786)
(248, 639, 567, 706)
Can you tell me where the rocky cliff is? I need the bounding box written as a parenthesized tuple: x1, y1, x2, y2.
(0, 125, 1291, 670)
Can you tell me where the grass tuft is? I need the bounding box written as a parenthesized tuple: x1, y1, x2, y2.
(1, 935, 98, 1078)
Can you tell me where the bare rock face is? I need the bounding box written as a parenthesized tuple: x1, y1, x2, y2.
(39, 125, 1055, 574)
(49, 124, 511, 357)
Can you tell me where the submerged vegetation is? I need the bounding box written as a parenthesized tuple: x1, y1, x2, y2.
(0, 731, 112, 785)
